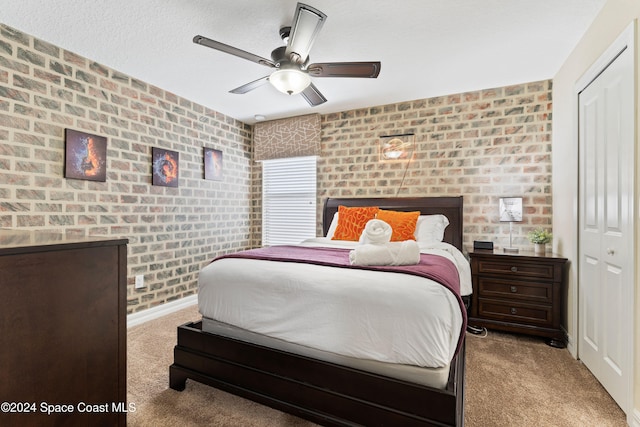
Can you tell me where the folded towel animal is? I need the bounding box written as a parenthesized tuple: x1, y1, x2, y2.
(358, 219, 392, 245)
(349, 240, 421, 266)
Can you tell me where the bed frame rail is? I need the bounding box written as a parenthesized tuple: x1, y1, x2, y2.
(170, 321, 464, 427)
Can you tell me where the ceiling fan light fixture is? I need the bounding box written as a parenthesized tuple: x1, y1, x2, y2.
(269, 67, 311, 95)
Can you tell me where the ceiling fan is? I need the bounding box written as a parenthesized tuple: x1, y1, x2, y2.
(193, 2, 381, 106)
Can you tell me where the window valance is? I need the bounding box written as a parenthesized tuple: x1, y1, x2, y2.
(253, 114, 320, 161)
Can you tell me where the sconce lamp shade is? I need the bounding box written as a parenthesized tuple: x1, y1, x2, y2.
(269, 67, 311, 95)
(499, 197, 523, 222)
(380, 135, 414, 161)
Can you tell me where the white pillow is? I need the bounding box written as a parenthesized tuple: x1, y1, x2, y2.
(415, 214, 449, 243)
(325, 212, 339, 238)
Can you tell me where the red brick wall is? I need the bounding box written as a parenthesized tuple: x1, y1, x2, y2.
(0, 24, 253, 313)
(316, 80, 553, 251)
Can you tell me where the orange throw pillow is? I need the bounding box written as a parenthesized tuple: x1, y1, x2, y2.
(376, 209, 420, 241)
(332, 206, 379, 241)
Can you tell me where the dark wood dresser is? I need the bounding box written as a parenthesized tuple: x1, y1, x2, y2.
(469, 250, 568, 348)
(0, 230, 128, 426)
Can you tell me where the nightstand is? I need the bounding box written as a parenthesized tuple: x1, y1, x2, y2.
(469, 250, 568, 348)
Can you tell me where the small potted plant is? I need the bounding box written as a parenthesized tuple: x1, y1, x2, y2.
(528, 228, 552, 254)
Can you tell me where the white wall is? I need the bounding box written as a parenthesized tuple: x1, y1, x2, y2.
(552, 0, 640, 421)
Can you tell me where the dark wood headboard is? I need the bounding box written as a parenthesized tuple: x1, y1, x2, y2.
(323, 197, 464, 251)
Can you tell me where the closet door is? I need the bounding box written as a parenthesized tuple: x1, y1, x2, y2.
(578, 30, 634, 414)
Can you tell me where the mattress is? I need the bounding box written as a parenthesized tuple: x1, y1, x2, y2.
(201, 317, 452, 389)
(198, 238, 470, 370)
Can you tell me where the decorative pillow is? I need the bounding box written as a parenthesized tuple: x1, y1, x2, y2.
(375, 209, 420, 241)
(325, 213, 339, 238)
(332, 206, 379, 241)
(415, 214, 450, 243)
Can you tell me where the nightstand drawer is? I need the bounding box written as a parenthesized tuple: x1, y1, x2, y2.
(477, 299, 553, 327)
(475, 259, 556, 280)
(477, 277, 553, 303)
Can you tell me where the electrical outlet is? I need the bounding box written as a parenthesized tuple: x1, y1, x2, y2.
(134, 275, 145, 289)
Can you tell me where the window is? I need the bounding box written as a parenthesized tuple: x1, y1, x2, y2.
(262, 156, 317, 246)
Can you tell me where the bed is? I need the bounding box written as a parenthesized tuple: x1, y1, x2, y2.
(170, 196, 468, 426)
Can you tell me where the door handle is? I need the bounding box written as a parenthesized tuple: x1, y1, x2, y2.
(606, 248, 615, 255)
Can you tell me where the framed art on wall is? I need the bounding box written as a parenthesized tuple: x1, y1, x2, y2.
(204, 147, 223, 181)
(152, 147, 179, 187)
(64, 129, 107, 182)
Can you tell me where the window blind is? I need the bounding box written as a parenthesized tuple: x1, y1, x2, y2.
(262, 156, 317, 246)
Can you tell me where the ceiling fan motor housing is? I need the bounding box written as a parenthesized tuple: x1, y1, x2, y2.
(270, 46, 287, 65)
(271, 45, 308, 68)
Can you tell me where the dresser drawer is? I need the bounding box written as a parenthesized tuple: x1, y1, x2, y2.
(477, 277, 553, 303)
(475, 259, 556, 280)
(477, 299, 553, 327)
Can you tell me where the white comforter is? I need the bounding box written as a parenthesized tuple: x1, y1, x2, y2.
(198, 238, 471, 368)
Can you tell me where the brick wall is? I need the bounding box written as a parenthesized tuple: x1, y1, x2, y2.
(0, 24, 253, 313)
(317, 81, 553, 251)
(252, 80, 553, 251)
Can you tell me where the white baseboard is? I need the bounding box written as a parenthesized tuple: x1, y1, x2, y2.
(631, 408, 640, 427)
(127, 294, 198, 328)
(564, 329, 577, 359)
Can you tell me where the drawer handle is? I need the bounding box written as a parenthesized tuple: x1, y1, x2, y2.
(511, 308, 518, 315)
(510, 286, 518, 293)
(510, 266, 518, 272)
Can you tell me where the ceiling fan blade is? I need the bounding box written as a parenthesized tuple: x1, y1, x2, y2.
(229, 75, 270, 94)
(307, 62, 381, 78)
(193, 35, 276, 68)
(284, 3, 327, 64)
(300, 83, 327, 106)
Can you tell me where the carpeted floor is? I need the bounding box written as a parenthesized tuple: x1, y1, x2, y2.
(127, 305, 627, 426)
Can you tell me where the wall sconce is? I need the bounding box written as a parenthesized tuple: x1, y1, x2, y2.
(499, 197, 523, 253)
(379, 133, 414, 161)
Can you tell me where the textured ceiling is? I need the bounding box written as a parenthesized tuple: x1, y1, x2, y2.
(3, 0, 606, 124)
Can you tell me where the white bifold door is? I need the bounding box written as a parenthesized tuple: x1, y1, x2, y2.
(578, 26, 634, 416)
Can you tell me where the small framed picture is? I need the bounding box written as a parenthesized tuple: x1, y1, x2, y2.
(204, 147, 223, 181)
(152, 147, 179, 187)
(64, 129, 107, 182)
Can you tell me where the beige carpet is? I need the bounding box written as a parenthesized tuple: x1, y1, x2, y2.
(127, 305, 627, 426)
